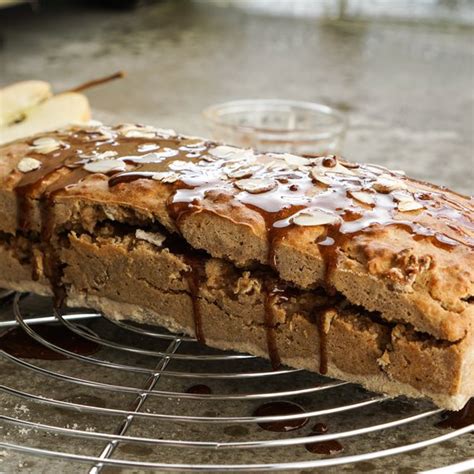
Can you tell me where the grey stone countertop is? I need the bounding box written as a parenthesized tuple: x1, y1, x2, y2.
(0, 1, 472, 472)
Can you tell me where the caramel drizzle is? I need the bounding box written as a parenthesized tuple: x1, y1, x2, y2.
(8, 124, 473, 356)
(315, 308, 329, 375)
(435, 398, 473, 429)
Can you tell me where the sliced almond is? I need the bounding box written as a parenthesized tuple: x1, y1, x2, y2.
(17, 157, 42, 173)
(366, 165, 387, 175)
(263, 159, 284, 171)
(30, 136, 62, 154)
(331, 162, 356, 176)
(71, 119, 103, 129)
(311, 168, 332, 185)
(230, 149, 256, 162)
(85, 126, 115, 141)
(89, 150, 118, 161)
(124, 149, 179, 164)
(397, 199, 424, 212)
(292, 209, 340, 227)
(234, 178, 276, 194)
(83, 159, 126, 174)
(340, 160, 360, 169)
(124, 129, 156, 139)
(225, 165, 260, 179)
(392, 169, 406, 176)
(349, 190, 375, 206)
(75, 150, 118, 165)
(118, 123, 154, 133)
(391, 190, 412, 202)
(179, 144, 206, 154)
(373, 176, 407, 193)
(155, 127, 177, 138)
(151, 171, 180, 183)
(179, 138, 206, 150)
(221, 150, 256, 165)
(135, 229, 166, 248)
(169, 160, 194, 171)
(209, 145, 241, 159)
(138, 143, 160, 153)
(66, 120, 104, 134)
(282, 153, 311, 168)
(118, 124, 160, 139)
(312, 160, 356, 177)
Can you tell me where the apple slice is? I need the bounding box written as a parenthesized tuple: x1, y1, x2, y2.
(0, 92, 91, 145)
(0, 80, 52, 128)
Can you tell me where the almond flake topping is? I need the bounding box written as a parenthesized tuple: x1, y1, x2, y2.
(234, 178, 277, 194)
(391, 190, 412, 202)
(118, 124, 165, 139)
(179, 139, 206, 149)
(328, 162, 357, 176)
(75, 120, 103, 128)
(169, 160, 195, 171)
(151, 171, 180, 183)
(135, 229, 166, 247)
(63, 120, 103, 133)
(373, 176, 407, 193)
(124, 129, 157, 139)
(349, 190, 376, 206)
(225, 165, 261, 179)
(311, 169, 333, 185)
(292, 209, 340, 227)
(83, 159, 126, 174)
(264, 159, 285, 172)
(124, 149, 178, 164)
(224, 150, 257, 166)
(282, 153, 311, 168)
(392, 169, 406, 176)
(86, 150, 118, 161)
(138, 143, 160, 153)
(397, 199, 424, 212)
(208, 145, 242, 159)
(340, 160, 360, 169)
(154, 127, 177, 138)
(30, 137, 62, 154)
(310, 157, 356, 176)
(17, 157, 42, 173)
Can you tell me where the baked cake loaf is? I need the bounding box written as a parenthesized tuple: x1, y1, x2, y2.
(0, 123, 472, 409)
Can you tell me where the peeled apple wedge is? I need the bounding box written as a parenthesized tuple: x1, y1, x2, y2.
(0, 92, 91, 145)
(0, 80, 52, 128)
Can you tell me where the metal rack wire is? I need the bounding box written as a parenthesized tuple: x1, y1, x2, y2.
(0, 292, 472, 472)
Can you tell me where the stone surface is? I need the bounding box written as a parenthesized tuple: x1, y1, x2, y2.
(0, 1, 472, 472)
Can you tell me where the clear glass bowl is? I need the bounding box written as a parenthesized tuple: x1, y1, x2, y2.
(202, 99, 347, 155)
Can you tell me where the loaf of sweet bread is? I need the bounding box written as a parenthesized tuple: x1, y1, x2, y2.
(0, 123, 472, 409)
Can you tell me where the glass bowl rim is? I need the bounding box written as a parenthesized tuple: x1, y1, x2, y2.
(202, 99, 348, 136)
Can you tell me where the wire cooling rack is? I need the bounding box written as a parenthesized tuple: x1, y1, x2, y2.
(0, 292, 472, 472)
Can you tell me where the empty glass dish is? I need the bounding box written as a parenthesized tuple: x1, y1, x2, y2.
(203, 99, 347, 155)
